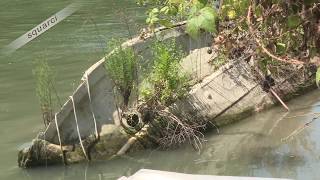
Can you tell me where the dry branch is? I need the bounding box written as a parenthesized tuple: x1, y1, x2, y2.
(246, 4, 305, 65)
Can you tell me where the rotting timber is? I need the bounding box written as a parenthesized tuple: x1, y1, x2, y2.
(18, 23, 317, 168)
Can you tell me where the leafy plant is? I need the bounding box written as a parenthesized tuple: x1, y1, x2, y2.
(146, 7, 174, 29)
(214, 0, 320, 86)
(220, 0, 249, 19)
(210, 53, 227, 70)
(33, 59, 55, 127)
(105, 39, 137, 107)
(137, 40, 205, 150)
(140, 40, 189, 106)
(139, 0, 218, 37)
(186, 5, 217, 38)
(287, 15, 301, 28)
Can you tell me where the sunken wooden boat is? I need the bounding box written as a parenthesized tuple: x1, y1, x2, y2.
(18, 23, 316, 168)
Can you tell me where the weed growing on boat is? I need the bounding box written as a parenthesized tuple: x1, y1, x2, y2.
(140, 40, 189, 106)
(210, 53, 227, 70)
(137, 40, 206, 150)
(104, 39, 137, 107)
(33, 59, 54, 127)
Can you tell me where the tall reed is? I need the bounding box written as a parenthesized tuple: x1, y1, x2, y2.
(33, 59, 54, 127)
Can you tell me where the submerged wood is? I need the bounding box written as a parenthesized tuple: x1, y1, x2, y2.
(18, 23, 316, 168)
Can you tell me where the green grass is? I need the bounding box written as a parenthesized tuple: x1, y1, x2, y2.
(33, 59, 54, 127)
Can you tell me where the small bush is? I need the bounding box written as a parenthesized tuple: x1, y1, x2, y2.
(140, 40, 189, 106)
(105, 39, 137, 107)
(137, 40, 205, 150)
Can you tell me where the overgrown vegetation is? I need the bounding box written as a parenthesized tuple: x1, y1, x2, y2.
(138, 0, 218, 38)
(137, 40, 207, 150)
(139, 0, 320, 83)
(132, 0, 320, 150)
(104, 39, 138, 108)
(140, 40, 189, 106)
(216, 0, 320, 84)
(104, 38, 207, 150)
(33, 59, 55, 127)
(104, 0, 320, 152)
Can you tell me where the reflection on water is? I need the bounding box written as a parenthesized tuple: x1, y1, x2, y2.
(1, 0, 320, 180)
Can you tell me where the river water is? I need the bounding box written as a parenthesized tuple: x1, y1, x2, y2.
(1, 1, 320, 180)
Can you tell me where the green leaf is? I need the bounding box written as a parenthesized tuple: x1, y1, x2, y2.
(317, 67, 320, 87)
(168, 5, 178, 16)
(189, 1, 205, 16)
(186, 18, 200, 38)
(160, 6, 170, 14)
(276, 43, 286, 48)
(276, 42, 286, 54)
(199, 7, 216, 32)
(151, 8, 159, 14)
(255, 4, 263, 17)
(186, 7, 217, 38)
(287, 15, 301, 28)
(146, 17, 151, 23)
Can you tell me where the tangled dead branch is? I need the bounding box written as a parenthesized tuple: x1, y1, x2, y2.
(121, 101, 207, 152)
(156, 108, 206, 151)
(246, 4, 305, 65)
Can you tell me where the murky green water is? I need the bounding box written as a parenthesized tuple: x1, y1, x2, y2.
(0, 0, 145, 179)
(1, 1, 320, 180)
